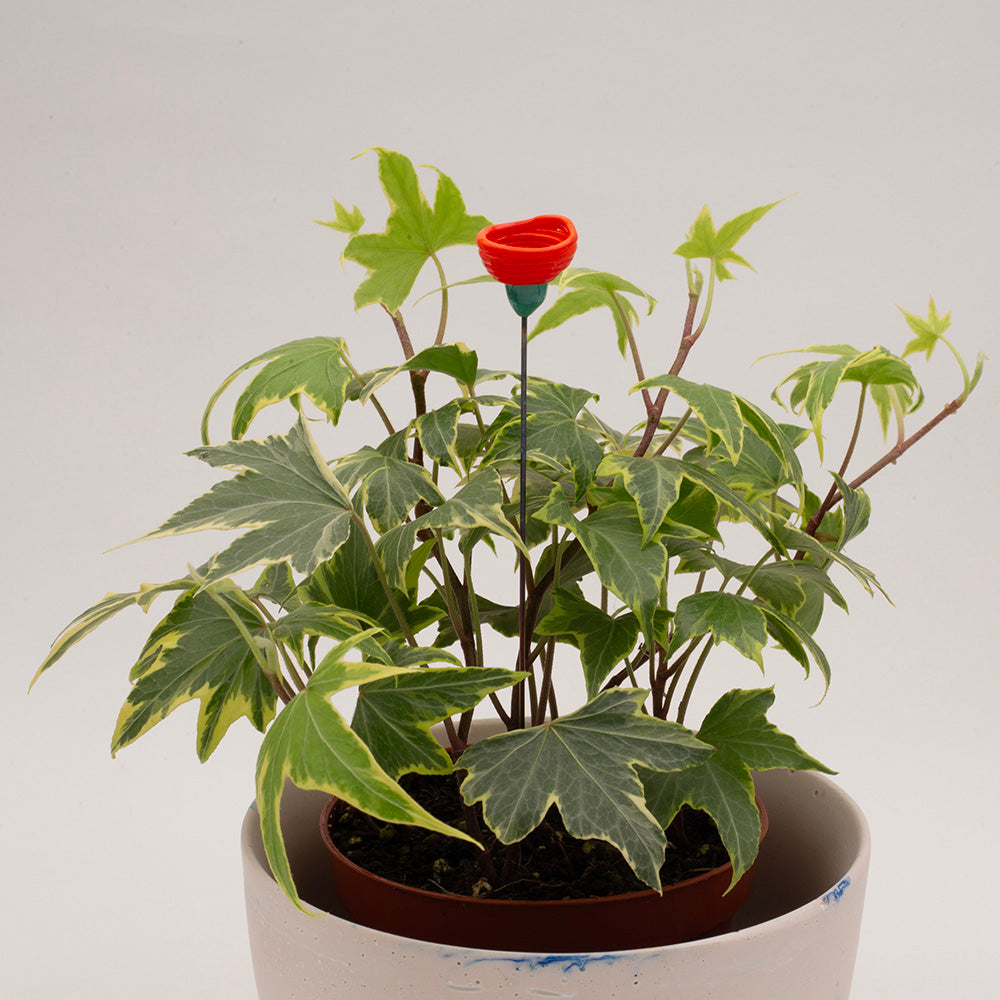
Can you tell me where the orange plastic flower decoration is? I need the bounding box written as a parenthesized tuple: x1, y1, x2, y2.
(476, 215, 577, 286)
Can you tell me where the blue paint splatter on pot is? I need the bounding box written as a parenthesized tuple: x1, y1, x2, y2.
(461, 954, 623, 973)
(822, 877, 851, 906)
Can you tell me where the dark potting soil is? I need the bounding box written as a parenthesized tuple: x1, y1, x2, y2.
(327, 772, 730, 901)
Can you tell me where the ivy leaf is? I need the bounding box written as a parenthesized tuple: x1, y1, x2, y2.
(530, 269, 657, 356)
(315, 198, 365, 237)
(486, 379, 604, 502)
(301, 514, 439, 635)
(597, 455, 683, 545)
(760, 603, 833, 687)
(334, 445, 444, 533)
(772, 520, 885, 598)
(643, 687, 831, 889)
(459, 689, 713, 891)
(112, 583, 277, 761)
(900, 296, 951, 360)
(830, 472, 871, 547)
(537, 492, 668, 643)
(412, 467, 527, 551)
(600, 454, 787, 556)
(698, 687, 834, 773)
(352, 667, 525, 778)
(770, 344, 922, 459)
(632, 374, 744, 463)
(142, 418, 355, 585)
(535, 589, 640, 698)
(416, 401, 463, 469)
(31, 578, 196, 688)
(200, 337, 354, 442)
(672, 592, 768, 668)
(673, 200, 781, 281)
(376, 468, 528, 591)
(256, 646, 477, 912)
(641, 748, 759, 890)
(358, 343, 480, 403)
(343, 148, 490, 313)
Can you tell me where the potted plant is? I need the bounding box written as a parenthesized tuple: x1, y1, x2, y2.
(33, 148, 984, 998)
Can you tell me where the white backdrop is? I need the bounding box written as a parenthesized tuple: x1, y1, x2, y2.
(4, 2, 998, 997)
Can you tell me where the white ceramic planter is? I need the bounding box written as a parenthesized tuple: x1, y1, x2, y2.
(241, 766, 870, 999)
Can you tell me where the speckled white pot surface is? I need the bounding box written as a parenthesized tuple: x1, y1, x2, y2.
(242, 766, 870, 999)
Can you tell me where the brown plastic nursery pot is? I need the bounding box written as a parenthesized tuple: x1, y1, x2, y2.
(318, 794, 769, 951)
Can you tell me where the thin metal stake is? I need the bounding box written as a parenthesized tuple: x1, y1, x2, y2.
(516, 313, 529, 729)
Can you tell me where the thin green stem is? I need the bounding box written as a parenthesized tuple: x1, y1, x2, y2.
(653, 406, 693, 457)
(676, 638, 715, 726)
(661, 635, 707, 720)
(342, 357, 396, 437)
(202, 583, 293, 703)
(430, 253, 450, 346)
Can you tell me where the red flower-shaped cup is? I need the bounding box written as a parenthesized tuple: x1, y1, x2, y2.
(476, 215, 577, 286)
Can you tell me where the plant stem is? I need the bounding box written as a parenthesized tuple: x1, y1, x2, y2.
(633, 285, 702, 458)
(383, 305, 415, 360)
(611, 290, 652, 411)
(430, 253, 450, 346)
(652, 407, 693, 457)
(802, 388, 969, 540)
(342, 357, 396, 437)
(660, 635, 706, 719)
(676, 637, 715, 726)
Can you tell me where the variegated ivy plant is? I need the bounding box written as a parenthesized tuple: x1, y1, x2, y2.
(34, 148, 984, 911)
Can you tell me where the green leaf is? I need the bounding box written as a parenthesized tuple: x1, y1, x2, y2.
(459, 689, 713, 891)
(142, 418, 354, 584)
(734, 398, 806, 505)
(316, 198, 365, 236)
(256, 648, 476, 911)
(672, 592, 768, 668)
(697, 687, 833, 773)
(770, 345, 922, 459)
(643, 687, 831, 889)
(486, 379, 603, 502)
(416, 401, 462, 469)
(414, 467, 527, 551)
(642, 748, 759, 890)
(772, 520, 885, 598)
(301, 514, 438, 635)
(334, 445, 444, 533)
(343, 148, 490, 313)
(900, 296, 951, 360)
(673, 200, 781, 281)
(352, 667, 525, 778)
(112, 583, 277, 761)
(535, 589, 640, 698)
(376, 468, 528, 592)
(358, 343, 480, 403)
(31, 578, 195, 688)
(537, 492, 668, 643)
(597, 454, 684, 545)
(530, 269, 657, 356)
(200, 337, 354, 443)
(603, 455, 787, 556)
(632, 375, 744, 463)
(269, 603, 381, 644)
(760, 603, 833, 687)
(830, 473, 871, 547)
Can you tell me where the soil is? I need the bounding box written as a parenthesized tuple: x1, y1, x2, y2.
(326, 772, 729, 901)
